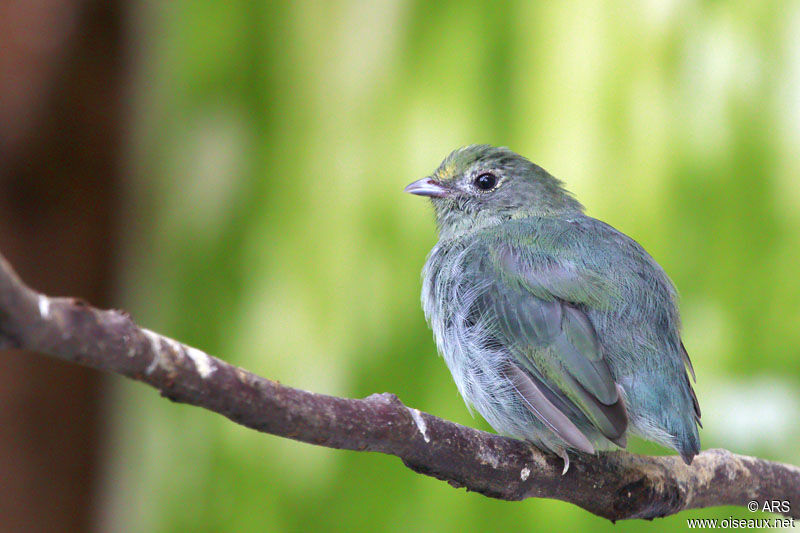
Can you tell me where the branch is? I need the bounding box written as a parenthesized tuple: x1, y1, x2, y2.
(0, 252, 797, 522)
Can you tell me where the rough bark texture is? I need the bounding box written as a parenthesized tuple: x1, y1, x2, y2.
(0, 251, 797, 522)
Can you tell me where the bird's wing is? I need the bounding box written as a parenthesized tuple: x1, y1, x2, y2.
(680, 340, 702, 427)
(471, 241, 628, 452)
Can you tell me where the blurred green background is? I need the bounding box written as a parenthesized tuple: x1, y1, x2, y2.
(4, 1, 800, 532)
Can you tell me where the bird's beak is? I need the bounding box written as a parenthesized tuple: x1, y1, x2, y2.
(404, 177, 449, 198)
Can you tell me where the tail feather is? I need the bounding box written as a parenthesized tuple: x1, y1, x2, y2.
(678, 433, 700, 465)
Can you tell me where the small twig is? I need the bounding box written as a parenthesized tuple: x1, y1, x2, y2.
(0, 251, 796, 521)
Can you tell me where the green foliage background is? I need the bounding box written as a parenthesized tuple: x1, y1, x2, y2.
(105, 2, 800, 531)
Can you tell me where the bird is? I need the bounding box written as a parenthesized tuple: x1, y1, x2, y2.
(405, 145, 700, 473)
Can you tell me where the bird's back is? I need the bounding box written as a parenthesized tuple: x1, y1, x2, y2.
(422, 214, 700, 462)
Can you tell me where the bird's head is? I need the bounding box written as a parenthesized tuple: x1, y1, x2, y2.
(405, 145, 583, 238)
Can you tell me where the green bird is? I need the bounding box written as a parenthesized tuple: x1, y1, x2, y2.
(405, 145, 700, 472)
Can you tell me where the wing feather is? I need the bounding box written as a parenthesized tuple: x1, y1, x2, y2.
(472, 243, 629, 448)
(506, 365, 595, 453)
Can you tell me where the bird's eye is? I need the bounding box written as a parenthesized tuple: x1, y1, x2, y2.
(474, 173, 498, 191)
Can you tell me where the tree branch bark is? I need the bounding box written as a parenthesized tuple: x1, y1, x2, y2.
(0, 251, 797, 522)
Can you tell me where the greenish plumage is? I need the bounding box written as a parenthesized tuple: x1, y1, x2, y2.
(406, 145, 700, 472)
